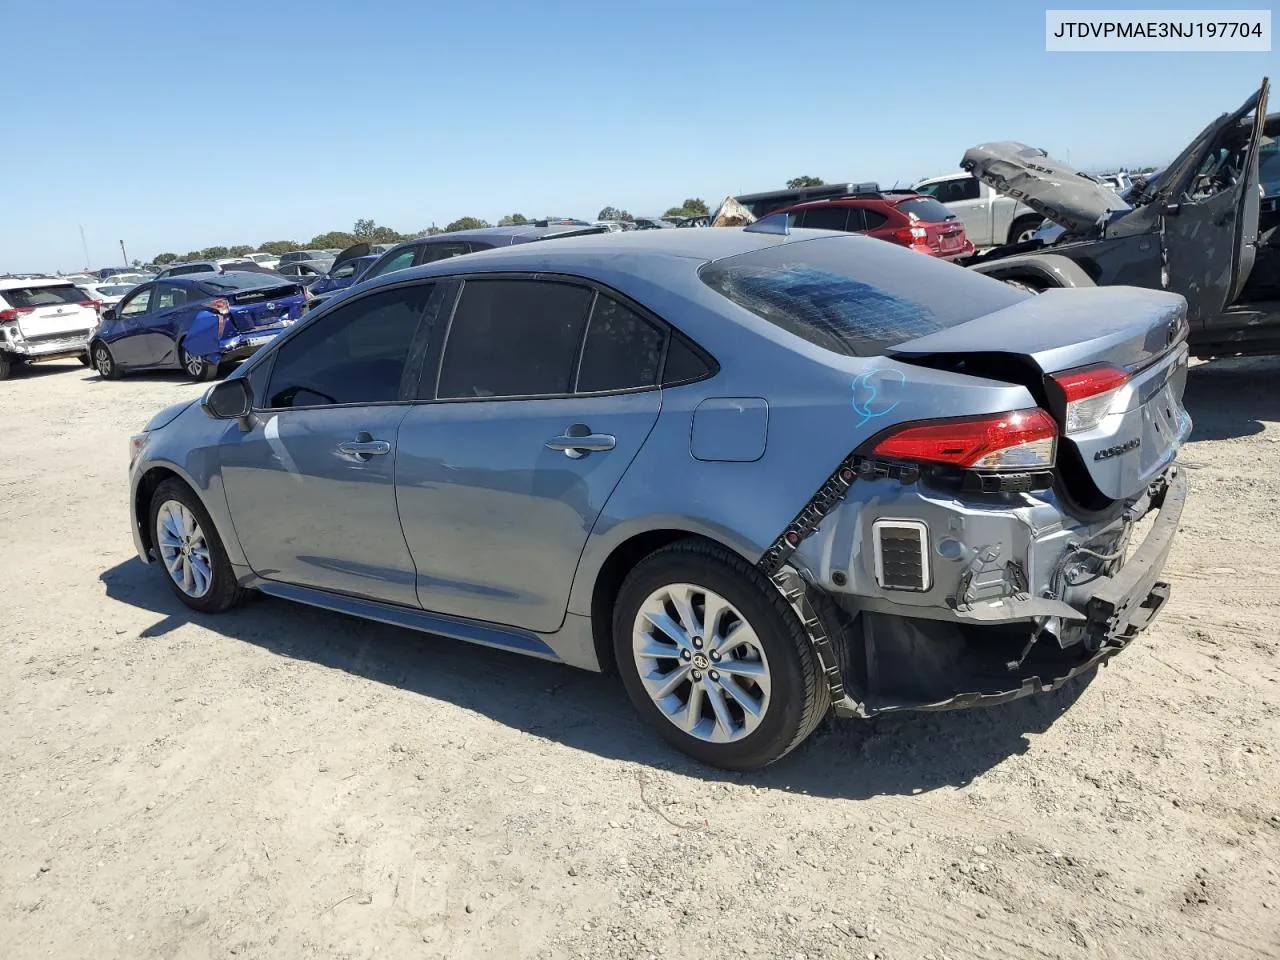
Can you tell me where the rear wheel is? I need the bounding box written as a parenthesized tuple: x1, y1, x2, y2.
(180, 344, 218, 381)
(148, 478, 251, 613)
(91, 342, 119, 379)
(0, 353, 11, 381)
(78, 352, 91, 367)
(612, 539, 828, 771)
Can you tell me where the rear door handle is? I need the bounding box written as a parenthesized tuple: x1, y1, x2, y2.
(545, 425, 616, 459)
(337, 432, 391, 462)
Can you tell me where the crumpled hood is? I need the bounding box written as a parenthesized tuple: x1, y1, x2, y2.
(142, 398, 197, 432)
(961, 142, 1131, 238)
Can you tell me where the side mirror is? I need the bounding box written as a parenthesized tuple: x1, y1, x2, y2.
(102, 306, 117, 322)
(202, 377, 253, 420)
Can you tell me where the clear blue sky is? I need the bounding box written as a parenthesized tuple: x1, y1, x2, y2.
(1, 0, 1273, 271)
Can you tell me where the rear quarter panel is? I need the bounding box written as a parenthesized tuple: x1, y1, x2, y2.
(563, 267, 1035, 617)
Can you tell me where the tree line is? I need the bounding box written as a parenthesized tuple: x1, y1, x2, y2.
(149, 199, 715, 264)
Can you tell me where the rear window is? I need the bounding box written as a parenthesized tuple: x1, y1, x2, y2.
(893, 197, 955, 223)
(698, 237, 1024, 357)
(168, 264, 215, 276)
(198, 274, 286, 293)
(1, 284, 86, 308)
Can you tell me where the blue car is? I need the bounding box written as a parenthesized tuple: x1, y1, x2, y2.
(307, 254, 379, 297)
(90, 272, 307, 381)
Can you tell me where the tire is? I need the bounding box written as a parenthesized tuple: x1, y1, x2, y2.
(92, 341, 119, 380)
(1008, 215, 1042, 246)
(78, 352, 92, 367)
(612, 539, 829, 771)
(148, 478, 252, 614)
(180, 344, 218, 381)
(0, 353, 11, 381)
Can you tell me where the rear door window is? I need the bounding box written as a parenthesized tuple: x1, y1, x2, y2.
(859, 210, 886, 230)
(435, 279, 593, 399)
(935, 178, 981, 203)
(264, 284, 436, 408)
(153, 283, 189, 309)
(417, 242, 472, 265)
(576, 295, 665, 393)
(699, 236, 1024, 357)
(796, 207, 851, 232)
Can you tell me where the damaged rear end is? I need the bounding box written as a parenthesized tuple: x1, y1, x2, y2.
(771, 286, 1192, 717)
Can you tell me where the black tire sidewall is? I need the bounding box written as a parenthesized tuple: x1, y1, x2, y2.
(148, 479, 239, 613)
(93, 343, 116, 379)
(612, 550, 812, 770)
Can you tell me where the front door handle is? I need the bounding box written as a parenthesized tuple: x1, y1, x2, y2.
(545, 424, 616, 459)
(337, 432, 391, 462)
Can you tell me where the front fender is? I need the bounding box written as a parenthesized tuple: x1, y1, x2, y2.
(968, 252, 1096, 290)
(183, 309, 222, 361)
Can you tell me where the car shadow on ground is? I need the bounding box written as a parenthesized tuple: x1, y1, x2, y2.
(101, 558, 1091, 800)
(1183, 355, 1280, 443)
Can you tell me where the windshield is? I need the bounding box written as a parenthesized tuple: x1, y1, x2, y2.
(699, 236, 1024, 357)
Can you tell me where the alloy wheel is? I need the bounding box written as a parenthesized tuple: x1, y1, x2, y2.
(155, 499, 214, 599)
(94, 345, 112, 376)
(184, 352, 205, 378)
(631, 582, 772, 744)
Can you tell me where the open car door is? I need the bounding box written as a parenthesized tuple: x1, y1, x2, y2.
(1156, 78, 1269, 325)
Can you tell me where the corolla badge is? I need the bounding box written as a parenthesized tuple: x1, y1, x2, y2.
(851, 367, 905, 428)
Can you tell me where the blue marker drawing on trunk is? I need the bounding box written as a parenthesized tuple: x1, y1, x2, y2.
(851, 368, 905, 428)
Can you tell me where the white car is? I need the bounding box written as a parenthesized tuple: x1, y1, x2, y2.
(911, 172, 1041, 248)
(0, 277, 99, 379)
(75, 280, 137, 308)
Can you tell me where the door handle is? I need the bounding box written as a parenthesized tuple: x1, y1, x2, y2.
(337, 432, 391, 462)
(545, 425, 616, 459)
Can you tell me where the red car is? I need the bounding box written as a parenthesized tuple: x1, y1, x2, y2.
(769, 192, 976, 261)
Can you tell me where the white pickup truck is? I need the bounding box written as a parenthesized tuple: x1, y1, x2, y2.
(0, 277, 97, 379)
(911, 172, 1042, 249)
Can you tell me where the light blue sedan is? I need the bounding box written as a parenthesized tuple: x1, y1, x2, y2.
(126, 227, 1189, 769)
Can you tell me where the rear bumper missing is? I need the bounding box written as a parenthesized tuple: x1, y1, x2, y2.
(807, 468, 1186, 718)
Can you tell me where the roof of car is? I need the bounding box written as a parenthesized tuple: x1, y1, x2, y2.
(0, 276, 72, 290)
(379, 227, 809, 281)
(776, 193, 925, 211)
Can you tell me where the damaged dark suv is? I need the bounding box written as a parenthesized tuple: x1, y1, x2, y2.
(963, 78, 1278, 360)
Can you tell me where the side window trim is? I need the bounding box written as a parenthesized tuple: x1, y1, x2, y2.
(412, 271, 716, 403)
(252, 278, 443, 413)
(569, 290, 601, 394)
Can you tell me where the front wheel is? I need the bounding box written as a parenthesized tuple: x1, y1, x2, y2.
(91, 342, 119, 379)
(612, 539, 829, 771)
(149, 479, 252, 613)
(180, 345, 218, 381)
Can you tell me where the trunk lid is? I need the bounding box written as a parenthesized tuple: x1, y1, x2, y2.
(226, 283, 304, 332)
(961, 142, 1131, 238)
(887, 287, 1192, 505)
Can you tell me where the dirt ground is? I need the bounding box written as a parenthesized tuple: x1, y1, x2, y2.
(2, 356, 1278, 960)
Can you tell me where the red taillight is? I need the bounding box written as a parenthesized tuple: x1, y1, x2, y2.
(1050, 364, 1130, 433)
(892, 226, 929, 245)
(873, 408, 1058, 471)
(0, 306, 34, 323)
